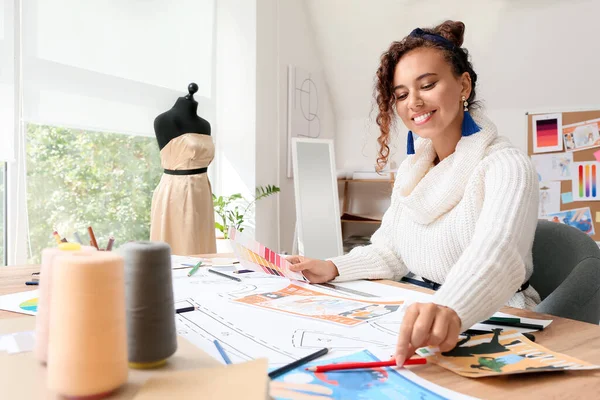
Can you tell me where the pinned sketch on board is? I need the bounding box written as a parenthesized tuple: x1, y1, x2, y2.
(571, 162, 600, 201)
(538, 181, 561, 217)
(563, 118, 600, 152)
(532, 113, 563, 153)
(546, 207, 595, 236)
(417, 330, 599, 378)
(287, 65, 324, 177)
(234, 284, 403, 327)
(531, 153, 572, 182)
(228, 227, 309, 282)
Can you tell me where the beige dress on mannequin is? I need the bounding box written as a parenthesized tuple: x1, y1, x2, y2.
(150, 133, 217, 255)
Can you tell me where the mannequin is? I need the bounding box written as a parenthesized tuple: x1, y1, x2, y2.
(154, 83, 211, 150)
(150, 83, 217, 255)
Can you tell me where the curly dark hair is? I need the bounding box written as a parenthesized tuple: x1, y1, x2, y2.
(374, 20, 478, 171)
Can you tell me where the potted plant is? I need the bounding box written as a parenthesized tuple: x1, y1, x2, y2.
(213, 185, 280, 252)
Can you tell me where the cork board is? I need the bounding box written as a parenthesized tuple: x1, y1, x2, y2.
(527, 109, 600, 241)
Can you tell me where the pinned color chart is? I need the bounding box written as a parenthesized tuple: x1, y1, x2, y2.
(228, 227, 309, 282)
(573, 162, 600, 201)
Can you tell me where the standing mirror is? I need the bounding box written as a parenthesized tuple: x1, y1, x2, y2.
(291, 138, 343, 259)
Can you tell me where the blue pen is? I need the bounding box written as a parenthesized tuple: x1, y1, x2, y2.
(213, 339, 232, 365)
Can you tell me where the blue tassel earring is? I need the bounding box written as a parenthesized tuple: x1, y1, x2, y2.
(407, 130, 415, 155)
(461, 96, 481, 137)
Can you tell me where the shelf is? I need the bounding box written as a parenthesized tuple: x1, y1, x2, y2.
(340, 213, 382, 224)
(341, 219, 382, 224)
(338, 179, 393, 183)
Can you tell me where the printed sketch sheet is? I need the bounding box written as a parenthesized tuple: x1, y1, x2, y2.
(171, 268, 475, 399)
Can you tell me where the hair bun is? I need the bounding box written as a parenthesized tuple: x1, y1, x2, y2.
(434, 20, 465, 47)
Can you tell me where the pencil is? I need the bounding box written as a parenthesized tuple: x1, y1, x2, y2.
(306, 357, 427, 372)
(106, 236, 115, 251)
(208, 268, 242, 282)
(52, 231, 62, 245)
(73, 232, 83, 244)
(268, 348, 329, 379)
(175, 306, 195, 314)
(88, 226, 99, 250)
(187, 261, 203, 277)
(213, 339, 232, 365)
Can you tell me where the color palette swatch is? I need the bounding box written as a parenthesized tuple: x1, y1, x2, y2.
(533, 113, 563, 153)
(19, 297, 38, 313)
(573, 162, 600, 201)
(228, 227, 308, 282)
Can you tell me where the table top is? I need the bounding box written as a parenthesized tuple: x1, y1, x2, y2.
(1, 259, 600, 399)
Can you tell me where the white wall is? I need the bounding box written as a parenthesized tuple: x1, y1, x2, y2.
(214, 0, 257, 216)
(304, 0, 600, 221)
(306, 0, 600, 169)
(275, 0, 337, 253)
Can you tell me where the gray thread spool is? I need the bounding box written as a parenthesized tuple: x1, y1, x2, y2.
(121, 241, 177, 368)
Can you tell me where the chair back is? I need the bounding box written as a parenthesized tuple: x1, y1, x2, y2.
(531, 220, 600, 300)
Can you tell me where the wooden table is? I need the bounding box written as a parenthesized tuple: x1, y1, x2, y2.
(1, 261, 600, 399)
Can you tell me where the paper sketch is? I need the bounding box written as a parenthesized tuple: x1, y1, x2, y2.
(531, 153, 573, 182)
(271, 350, 454, 400)
(571, 162, 600, 201)
(234, 284, 402, 327)
(546, 207, 595, 236)
(532, 113, 563, 153)
(538, 181, 561, 217)
(287, 65, 323, 177)
(291, 329, 392, 350)
(0, 290, 39, 316)
(563, 118, 600, 152)
(417, 330, 599, 378)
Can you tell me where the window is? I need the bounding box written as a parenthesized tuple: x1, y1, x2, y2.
(0, 163, 5, 266)
(26, 124, 162, 263)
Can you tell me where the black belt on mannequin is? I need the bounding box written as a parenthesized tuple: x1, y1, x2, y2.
(163, 167, 208, 176)
(420, 277, 530, 293)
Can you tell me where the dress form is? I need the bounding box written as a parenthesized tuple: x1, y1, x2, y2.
(154, 83, 211, 150)
(150, 83, 217, 255)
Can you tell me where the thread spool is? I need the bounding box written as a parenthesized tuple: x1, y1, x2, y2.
(47, 251, 128, 399)
(34, 243, 96, 364)
(121, 241, 177, 368)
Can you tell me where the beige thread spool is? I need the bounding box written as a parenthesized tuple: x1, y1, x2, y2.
(35, 243, 96, 364)
(47, 251, 128, 399)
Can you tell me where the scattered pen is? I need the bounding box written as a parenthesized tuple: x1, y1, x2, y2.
(208, 268, 242, 282)
(187, 261, 203, 277)
(213, 339, 232, 365)
(488, 317, 520, 323)
(306, 357, 427, 372)
(268, 348, 329, 379)
(480, 319, 544, 331)
(25, 281, 39, 286)
(233, 269, 254, 274)
(175, 306, 195, 314)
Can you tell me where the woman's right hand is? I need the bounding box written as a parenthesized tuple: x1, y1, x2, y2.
(286, 256, 339, 283)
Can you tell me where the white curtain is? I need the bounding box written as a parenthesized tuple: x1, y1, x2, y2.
(21, 0, 216, 136)
(0, 0, 15, 161)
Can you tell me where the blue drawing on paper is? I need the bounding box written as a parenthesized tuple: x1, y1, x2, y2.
(271, 350, 448, 400)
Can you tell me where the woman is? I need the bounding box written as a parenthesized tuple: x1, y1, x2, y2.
(287, 20, 540, 366)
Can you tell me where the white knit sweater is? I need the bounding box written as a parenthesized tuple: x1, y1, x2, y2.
(328, 110, 541, 331)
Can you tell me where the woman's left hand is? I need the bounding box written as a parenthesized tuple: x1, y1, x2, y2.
(395, 303, 462, 366)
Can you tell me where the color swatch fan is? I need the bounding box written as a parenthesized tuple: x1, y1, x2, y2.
(228, 227, 308, 282)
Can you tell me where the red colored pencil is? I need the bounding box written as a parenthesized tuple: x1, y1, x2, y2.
(88, 226, 99, 250)
(305, 357, 426, 372)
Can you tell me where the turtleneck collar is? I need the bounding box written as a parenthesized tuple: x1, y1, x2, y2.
(396, 109, 504, 225)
